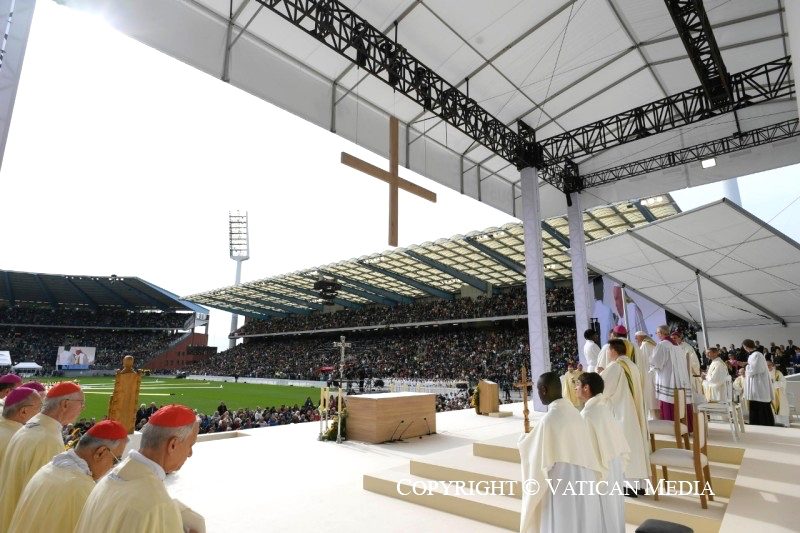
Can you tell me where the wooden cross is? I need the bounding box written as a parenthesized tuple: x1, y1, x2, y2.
(341, 116, 437, 246)
(514, 365, 532, 433)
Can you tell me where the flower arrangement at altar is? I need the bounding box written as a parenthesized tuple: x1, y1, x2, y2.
(322, 408, 348, 441)
(470, 386, 480, 414)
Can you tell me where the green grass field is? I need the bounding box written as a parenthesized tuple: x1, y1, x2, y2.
(42, 377, 320, 421)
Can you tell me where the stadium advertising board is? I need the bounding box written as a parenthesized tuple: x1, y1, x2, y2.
(56, 346, 96, 370)
(0, 351, 10, 366)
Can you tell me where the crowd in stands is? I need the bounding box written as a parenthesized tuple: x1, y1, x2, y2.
(716, 339, 799, 375)
(0, 327, 182, 370)
(188, 321, 578, 383)
(436, 392, 471, 412)
(0, 306, 190, 329)
(235, 285, 575, 336)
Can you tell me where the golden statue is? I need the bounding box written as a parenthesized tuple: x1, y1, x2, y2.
(107, 355, 142, 434)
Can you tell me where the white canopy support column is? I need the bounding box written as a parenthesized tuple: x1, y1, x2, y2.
(787, 0, 800, 120)
(521, 166, 550, 412)
(567, 191, 592, 367)
(621, 285, 631, 339)
(695, 272, 710, 356)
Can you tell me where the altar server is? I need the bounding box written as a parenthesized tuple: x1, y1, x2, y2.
(767, 360, 789, 427)
(742, 339, 774, 426)
(518, 372, 602, 533)
(577, 372, 630, 533)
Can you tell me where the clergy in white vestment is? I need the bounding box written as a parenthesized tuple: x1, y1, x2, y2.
(672, 330, 705, 406)
(651, 325, 693, 430)
(0, 382, 84, 532)
(767, 360, 789, 427)
(577, 372, 630, 533)
(634, 331, 657, 416)
(702, 348, 729, 402)
(8, 420, 128, 533)
(0, 387, 42, 460)
(0, 373, 23, 409)
(518, 372, 602, 533)
(75, 404, 205, 533)
(560, 361, 584, 409)
(742, 339, 774, 426)
(584, 329, 601, 373)
(600, 338, 649, 493)
(596, 325, 642, 373)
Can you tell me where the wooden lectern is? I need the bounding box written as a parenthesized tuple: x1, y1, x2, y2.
(478, 379, 500, 415)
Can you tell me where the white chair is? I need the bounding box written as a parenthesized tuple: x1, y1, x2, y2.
(787, 391, 798, 424)
(697, 377, 739, 441)
(650, 409, 714, 509)
(648, 388, 690, 451)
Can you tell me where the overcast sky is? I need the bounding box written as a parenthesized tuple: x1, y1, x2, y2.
(1, 1, 798, 349)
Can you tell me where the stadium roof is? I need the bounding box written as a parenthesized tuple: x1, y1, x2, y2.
(0, 270, 208, 314)
(64, 0, 799, 219)
(186, 194, 679, 318)
(585, 199, 800, 328)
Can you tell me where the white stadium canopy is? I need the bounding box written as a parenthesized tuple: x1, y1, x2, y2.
(61, 0, 800, 219)
(585, 199, 800, 329)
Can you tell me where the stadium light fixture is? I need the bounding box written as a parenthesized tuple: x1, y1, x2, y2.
(228, 211, 250, 348)
(701, 158, 716, 169)
(229, 211, 250, 261)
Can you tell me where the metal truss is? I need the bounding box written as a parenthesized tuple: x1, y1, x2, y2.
(253, 1, 792, 192)
(664, 0, 732, 108)
(581, 118, 800, 188)
(254, 0, 540, 171)
(540, 57, 793, 169)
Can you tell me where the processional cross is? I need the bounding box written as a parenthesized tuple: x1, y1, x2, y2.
(513, 365, 532, 433)
(341, 116, 437, 246)
(333, 335, 351, 443)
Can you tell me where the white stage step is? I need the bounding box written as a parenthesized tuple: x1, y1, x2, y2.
(365, 464, 727, 532)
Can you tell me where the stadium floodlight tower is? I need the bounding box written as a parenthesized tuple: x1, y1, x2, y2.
(228, 211, 250, 348)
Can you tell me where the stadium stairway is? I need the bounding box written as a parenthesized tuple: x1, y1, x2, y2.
(364, 432, 742, 532)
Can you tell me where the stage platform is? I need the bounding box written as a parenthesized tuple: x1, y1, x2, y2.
(159, 402, 798, 532)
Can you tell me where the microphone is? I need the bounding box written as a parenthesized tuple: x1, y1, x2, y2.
(423, 417, 431, 436)
(398, 419, 414, 441)
(389, 419, 405, 442)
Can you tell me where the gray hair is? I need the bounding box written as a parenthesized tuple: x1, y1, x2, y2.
(140, 419, 198, 450)
(76, 433, 128, 453)
(3, 398, 37, 419)
(656, 325, 670, 336)
(42, 391, 82, 415)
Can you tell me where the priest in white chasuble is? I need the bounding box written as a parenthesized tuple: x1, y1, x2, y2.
(0, 382, 84, 532)
(702, 348, 729, 402)
(634, 331, 658, 417)
(600, 338, 649, 494)
(672, 330, 705, 406)
(8, 420, 129, 533)
(577, 372, 630, 533)
(767, 360, 789, 427)
(518, 372, 602, 533)
(651, 325, 693, 430)
(75, 404, 204, 533)
(0, 387, 42, 460)
(560, 360, 584, 409)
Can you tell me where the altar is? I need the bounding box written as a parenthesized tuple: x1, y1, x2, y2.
(346, 392, 436, 444)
